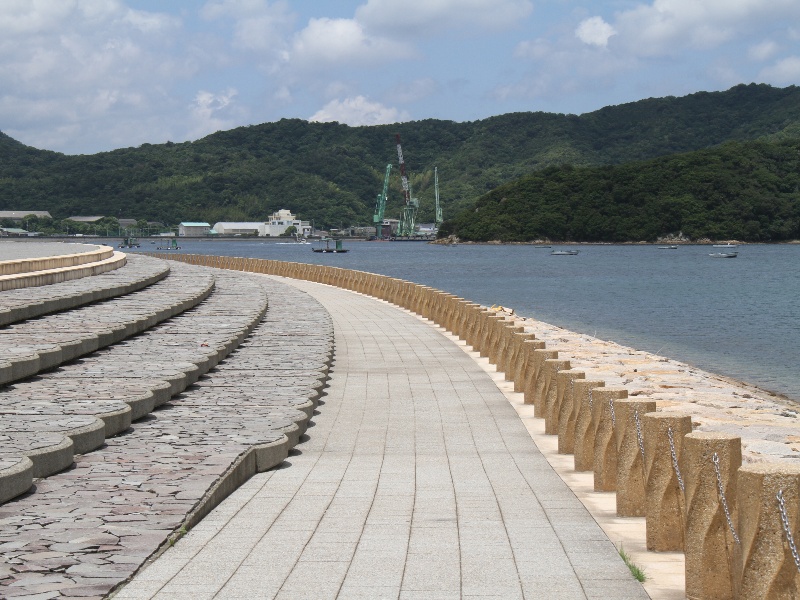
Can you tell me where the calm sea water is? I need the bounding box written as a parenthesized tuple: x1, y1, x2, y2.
(132, 241, 800, 403)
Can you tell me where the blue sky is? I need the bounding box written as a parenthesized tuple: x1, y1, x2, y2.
(2, 0, 800, 155)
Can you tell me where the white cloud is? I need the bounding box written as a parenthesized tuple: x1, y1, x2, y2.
(0, 1, 197, 152)
(748, 40, 778, 61)
(309, 96, 410, 126)
(187, 88, 240, 138)
(200, 0, 293, 52)
(355, 0, 532, 35)
(575, 17, 616, 48)
(286, 18, 412, 71)
(758, 55, 800, 85)
(614, 0, 800, 57)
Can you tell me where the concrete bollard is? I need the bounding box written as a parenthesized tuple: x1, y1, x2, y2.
(642, 412, 692, 551)
(572, 380, 606, 471)
(467, 307, 491, 349)
(523, 349, 558, 409)
(477, 313, 502, 357)
(614, 398, 657, 517)
(736, 462, 800, 599)
(485, 316, 512, 362)
(450, 299, 471, 338)
(683, 431, 742, 600)
(513, 339, 545, 392)
(541, 359, 571, 435)
(592, 388, 628, 492)
(493, 323, 523, 370)
(555, 370, 585, 454)
(505, 332, 535, 382)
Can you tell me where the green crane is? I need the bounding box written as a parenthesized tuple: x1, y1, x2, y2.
(396, 134, 418, 237)
(434, 167, 443, 227)
(373, 164, 392, 239)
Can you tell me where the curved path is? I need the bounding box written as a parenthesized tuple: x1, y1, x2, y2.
(117, 277, 647, 600)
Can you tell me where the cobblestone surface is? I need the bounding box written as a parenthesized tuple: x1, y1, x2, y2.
(0, 257, 211, 387)
(0, 254, 170, 327)
(0, 272, 333, 599)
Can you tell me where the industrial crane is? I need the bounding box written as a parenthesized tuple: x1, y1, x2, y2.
(434, 167, 443, 228)
(396, 134, 418, 237)
(373, 164, 392, 239)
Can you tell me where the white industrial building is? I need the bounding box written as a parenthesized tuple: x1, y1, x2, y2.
(260, 210, 311, 237)
(178, 222, 211, 237)
(212, 222, 263, 236)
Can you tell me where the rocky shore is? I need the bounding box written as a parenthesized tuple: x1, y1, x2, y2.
(512, 313, 799, 464)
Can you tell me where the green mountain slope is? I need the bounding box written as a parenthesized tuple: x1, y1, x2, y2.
(2, 83, 800, 229)
(442, 138, 800, 243)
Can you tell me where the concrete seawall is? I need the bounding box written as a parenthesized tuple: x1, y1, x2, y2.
(146, 252, 800, 599)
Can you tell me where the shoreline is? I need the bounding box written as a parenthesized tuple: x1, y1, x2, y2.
(504, 311, 799, 464)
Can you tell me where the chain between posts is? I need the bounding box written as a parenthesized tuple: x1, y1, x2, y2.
(712, 452, 740, 545)
(609, 398, 616, 427)
(777, 490, 800, 572)
(667, 426, 685, 495)
(588, 388, 594, 411)
(634, 411, 645, 466)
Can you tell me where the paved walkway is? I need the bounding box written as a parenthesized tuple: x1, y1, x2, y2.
(117, 277, 648, 600)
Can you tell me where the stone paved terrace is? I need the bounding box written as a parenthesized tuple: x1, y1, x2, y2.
(0, 252, 333, 598)
(115, 276, 648, 600)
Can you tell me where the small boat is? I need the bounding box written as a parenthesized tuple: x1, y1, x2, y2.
(551, 250, 579, 256)
(533, 245, 552, 249)
(709, 252, 738, 258)
(713, 243, 738, 248)
(658, 245, 678, 249)
(276, 235, 311, 245)
(312, 238, 349, 253)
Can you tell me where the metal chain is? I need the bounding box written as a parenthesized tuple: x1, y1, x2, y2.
(609, 397, 616, 427)
(712, 452, 740, 545)
(634, 411, 646, 466)
(777, 490, 800, 572)
(588, 388, 594, 411)
(667, 426, 685, 495)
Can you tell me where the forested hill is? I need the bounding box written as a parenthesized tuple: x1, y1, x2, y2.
(440, 138, 800, 243)
(2, 83, 800, 229)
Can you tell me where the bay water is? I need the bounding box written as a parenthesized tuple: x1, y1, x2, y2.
(133, 241, 800, 404)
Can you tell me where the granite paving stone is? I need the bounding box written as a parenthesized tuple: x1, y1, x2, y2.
(115, 274, 647, 600)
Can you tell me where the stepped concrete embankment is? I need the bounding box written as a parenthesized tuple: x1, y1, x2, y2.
(126, 252, 799, 600)
(1, 245, 798, 598)
(0, 246, 333, 598)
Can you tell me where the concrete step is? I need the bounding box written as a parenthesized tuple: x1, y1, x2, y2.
(0, 253, 169, 327)
(0, 265, 266, 503)
(0, 249, 128, 291)
(0, 273, 334, 599)
(0, 257, 214, 387)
